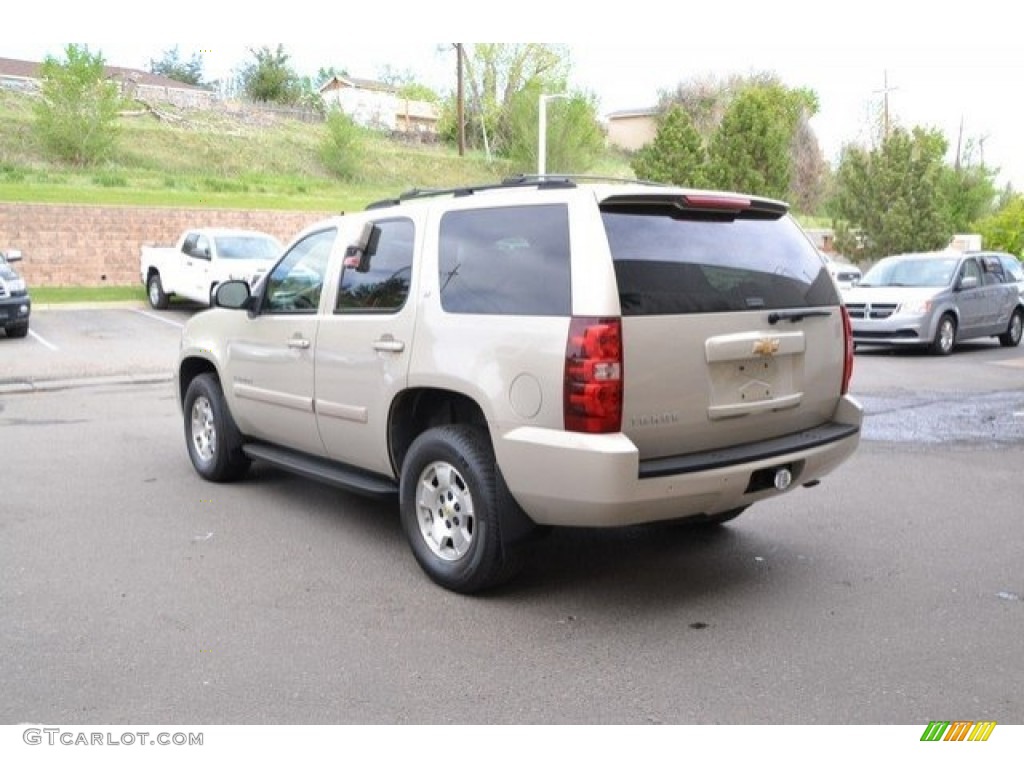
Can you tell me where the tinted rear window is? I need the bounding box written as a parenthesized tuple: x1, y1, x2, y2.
(439, 204, 571, 316)
(602, 209, 837, 315)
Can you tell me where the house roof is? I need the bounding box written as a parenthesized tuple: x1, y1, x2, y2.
(605, 107, 660, 120)
(0, 56, 212, 92)
(318, 75, 396, 94)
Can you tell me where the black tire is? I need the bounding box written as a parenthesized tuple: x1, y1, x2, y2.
(4, 323, 28, 338)
(930, 314, 956, 356)
(183, 373, 250, 482)
(998, 309, 1023, 348)
(147, 272, 169, 309)
(399, 425, 523, 594)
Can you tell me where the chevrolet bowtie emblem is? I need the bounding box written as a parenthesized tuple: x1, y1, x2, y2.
(752, 338, 781, 357)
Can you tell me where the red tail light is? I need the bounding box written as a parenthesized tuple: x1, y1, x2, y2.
(564, 317, 623, 433)
(841, 306, 854, 395)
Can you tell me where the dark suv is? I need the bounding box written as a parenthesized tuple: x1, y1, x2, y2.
(0, 249, 30, 338)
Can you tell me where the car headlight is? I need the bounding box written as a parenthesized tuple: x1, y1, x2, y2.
(899, 299, 932, 315)
(7, 278, 26, 292)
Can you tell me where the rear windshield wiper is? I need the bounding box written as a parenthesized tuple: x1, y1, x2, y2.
(767, 309, 833, 325)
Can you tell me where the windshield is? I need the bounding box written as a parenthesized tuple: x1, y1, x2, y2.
(215, 235, 281, 260)
(859, 257, 958, 288)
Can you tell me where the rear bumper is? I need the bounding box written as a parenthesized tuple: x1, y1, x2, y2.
(495, 395, 863, 527)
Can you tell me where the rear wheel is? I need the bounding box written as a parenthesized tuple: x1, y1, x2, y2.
(399, 425, 523, 593)
(930, 314, 956, 356)
(183, 373, 250, 482)
(999, 309, 1023, 347)
(147, 273, 169, 309)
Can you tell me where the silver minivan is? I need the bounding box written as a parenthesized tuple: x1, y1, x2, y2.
(845, 251, 1024, 355)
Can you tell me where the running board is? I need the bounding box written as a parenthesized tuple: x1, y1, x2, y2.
(242, 443, 399, 498)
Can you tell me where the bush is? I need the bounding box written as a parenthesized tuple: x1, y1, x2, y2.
(33, 44, 121, 165)
(319, 111, 364, 181)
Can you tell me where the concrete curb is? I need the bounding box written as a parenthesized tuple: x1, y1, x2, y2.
(32, 301, 150, 311)
(0, 372, 173, 395)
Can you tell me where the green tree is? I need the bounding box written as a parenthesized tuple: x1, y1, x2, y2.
(831, 127, 950, 259)
(975, 194, 1024, 255)
(500, 85, 604, 173)
(935, 140, 998, 234)
(319, 110, 364, 180)
(150, 46, 204, 86)
(630, 106, 706, 185)
(659, 75, 825, 210)
(33, 44, 121, 165)
(439, 43, 570, 156)
(240, 45, 303, 105)
(706, 86, 792, 199)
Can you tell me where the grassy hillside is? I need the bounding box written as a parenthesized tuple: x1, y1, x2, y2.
(0, 90, 636, 211)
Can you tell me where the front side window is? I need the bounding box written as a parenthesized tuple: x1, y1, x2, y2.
(959, 258, 982, 287)
(262, 228, 336, 314)
(438, 204, 571, 316)
(336, 218, 414, 312)
(1001, 256, 1024, 283)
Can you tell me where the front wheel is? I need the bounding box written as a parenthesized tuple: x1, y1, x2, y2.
(183, 373, 250, 482)
(147, 273, 169, 309)
(930, 314, 956, 356)
(4, 323, 28, 338)
(399, 425, 523, 593)
(999, 309, 1023, 347)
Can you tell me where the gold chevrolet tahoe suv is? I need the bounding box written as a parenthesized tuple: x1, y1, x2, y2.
(176, 177, 862, 593)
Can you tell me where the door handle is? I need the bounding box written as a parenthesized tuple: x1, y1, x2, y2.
(288, 337, 310, 349)
(373, 336, 405, 353)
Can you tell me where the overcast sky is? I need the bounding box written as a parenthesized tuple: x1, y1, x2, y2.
(5, 1, 1023, 188)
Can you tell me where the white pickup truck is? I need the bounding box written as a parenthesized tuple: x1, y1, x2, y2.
(140, 228, 282, 309)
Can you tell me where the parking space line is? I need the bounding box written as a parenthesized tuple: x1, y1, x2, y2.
(130, 308, 185, 329)
(28, 328, 59, 351)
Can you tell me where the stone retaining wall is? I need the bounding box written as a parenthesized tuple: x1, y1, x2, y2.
(0, 203, 333, 286)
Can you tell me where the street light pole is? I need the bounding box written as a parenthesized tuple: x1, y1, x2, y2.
(537, 93, 568, 176)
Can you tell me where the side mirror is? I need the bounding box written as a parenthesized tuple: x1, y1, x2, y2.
(2, 249, 22, 262)
(214, 280, 251, 309)
(958, 275, 979, 291)
(343, 221, 377, 273)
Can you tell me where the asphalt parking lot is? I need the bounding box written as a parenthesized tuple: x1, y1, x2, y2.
(2, 305, 1023, 725)
(0, 303, 196, 390)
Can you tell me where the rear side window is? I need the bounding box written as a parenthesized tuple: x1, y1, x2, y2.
(602, 208, 837, 315)
(439, 204, 571, 316)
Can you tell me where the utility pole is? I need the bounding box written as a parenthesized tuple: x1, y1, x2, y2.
(874, 70, 898, 140)
(455, 43, 465, 157)
(955, 115, 963, 171)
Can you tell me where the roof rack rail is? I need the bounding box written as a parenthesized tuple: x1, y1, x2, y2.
(501, 174, 669, 187)
(364, 174, 669, 210)
(365, 177, 576, 210)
